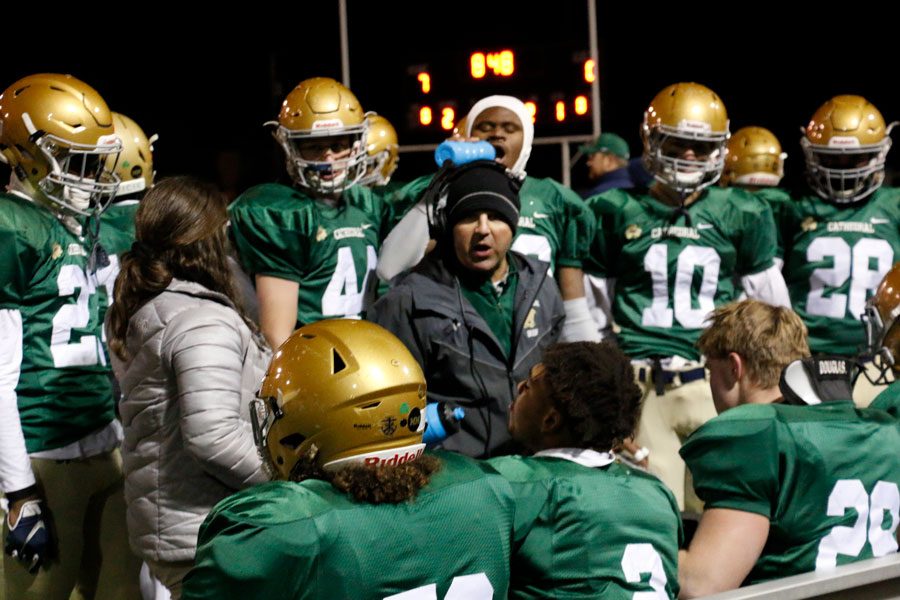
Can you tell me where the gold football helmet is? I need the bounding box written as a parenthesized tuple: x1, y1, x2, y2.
(864, 263, 900, 380)
(721, 126, 786, 187)
(271, 77, 368, 195)
(106, 112, 157, 198)
(641, 82, 729, 195)
(251, 319, 427, 480)
(359, 113, 399, 187)
(0, 73, 121, 216)
(802, 95, 894, 203)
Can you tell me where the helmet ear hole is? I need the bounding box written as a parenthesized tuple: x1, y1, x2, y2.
(332, 348, 347, 373)
(279, 433, 307, 450)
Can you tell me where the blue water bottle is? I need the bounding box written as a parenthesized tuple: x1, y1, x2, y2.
(434, 140, 496, 167)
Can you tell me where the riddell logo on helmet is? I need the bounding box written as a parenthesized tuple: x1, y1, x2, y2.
(828, 136, 861, 148)
(678, 119, 712, 133)
(363, 448, 424, 467)
(312, 119, 344, 130)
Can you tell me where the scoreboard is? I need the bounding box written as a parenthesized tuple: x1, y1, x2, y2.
(400, 40, 596, 143)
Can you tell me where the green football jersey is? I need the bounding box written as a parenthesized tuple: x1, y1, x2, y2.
(779, 187, 900, 355)
(183, 452, 514, 600)
(229, 183, 390, 326)
(871, 380, 900, 418)
(390, 174, 594, 271)
(387, 173, 432, 208)
(100, 200, 139, 255)
(681, 401, 900, 585)
(752, 187, 793, 258)
(585, 187, 777, 360)
(488, 454, 682, 599)
(0, 193, 116, 452)
(514, 177, 594, 271)
(371, 179, 408, 202)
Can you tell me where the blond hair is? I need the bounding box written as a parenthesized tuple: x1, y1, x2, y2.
(697, 300, 810, 389)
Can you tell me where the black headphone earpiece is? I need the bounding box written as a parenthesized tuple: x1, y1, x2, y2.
(423, 159, 519, 240)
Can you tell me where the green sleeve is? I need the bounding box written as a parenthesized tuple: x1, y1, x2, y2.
(754, 188, 793, 259)
(551, 181, 596, 269)
(732, 191, 778, 276)
(228, 190, 313, 283)
(582, 193, 619, 278)
(680, 408, 780, 518)
(0, 204, 39, 307)
(384, 174, 434, 229)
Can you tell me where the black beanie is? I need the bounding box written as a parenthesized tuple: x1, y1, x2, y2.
(443, 162, 520, 234)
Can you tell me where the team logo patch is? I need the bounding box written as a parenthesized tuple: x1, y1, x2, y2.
(380, 416, 397, 437)
(625, 224, 642, 240)
(51, 243, 63, 260)
(316, 226, 328, 242)
(524, 307, 540, 338)
(801, 217, 818, 232)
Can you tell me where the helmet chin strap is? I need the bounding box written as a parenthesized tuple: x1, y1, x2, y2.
(651, 182, 699, 227)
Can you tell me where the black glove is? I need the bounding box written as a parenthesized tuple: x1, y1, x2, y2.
(5, 499, 50, 573)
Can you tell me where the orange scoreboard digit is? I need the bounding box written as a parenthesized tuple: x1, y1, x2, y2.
(408, 44, 595, 137)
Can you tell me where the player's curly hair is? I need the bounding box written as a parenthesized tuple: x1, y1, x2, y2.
(288, 453, 443, 504)
(542, 341, 643, 451)
(108, 176, 252, 360)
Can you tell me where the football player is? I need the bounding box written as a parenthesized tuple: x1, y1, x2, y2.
(584, 82, 790, 510)
(0, 74, 141, 598)
(182, 320, 516, 599)
(777, 95, 899, 407)
(228, 77, 404, 348)
(489, 341, 682, 599)
(376, 95, 598, 342)
(679, 299, 900, 596)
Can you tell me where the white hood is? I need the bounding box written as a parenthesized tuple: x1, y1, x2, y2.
(465, 95, 534, 179)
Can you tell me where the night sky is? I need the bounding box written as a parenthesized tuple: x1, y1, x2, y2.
(1, 2, 896, 195)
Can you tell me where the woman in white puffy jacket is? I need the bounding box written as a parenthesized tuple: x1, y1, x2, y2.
(106, 176, 270, 599)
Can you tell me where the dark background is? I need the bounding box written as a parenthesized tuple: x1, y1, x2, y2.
(2, 2, 896, 197)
